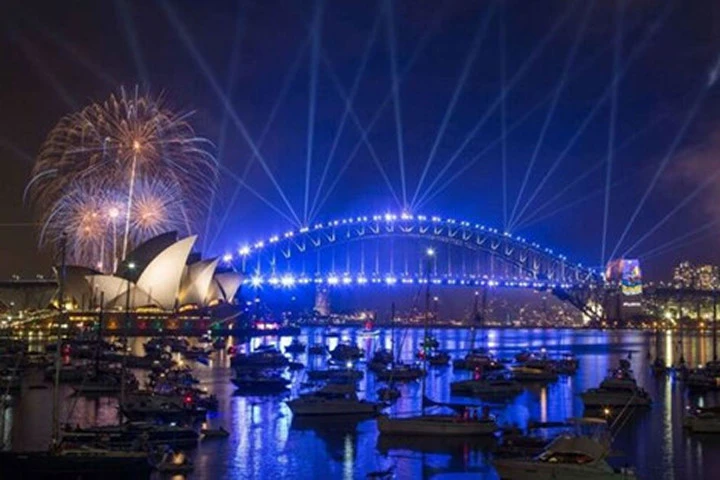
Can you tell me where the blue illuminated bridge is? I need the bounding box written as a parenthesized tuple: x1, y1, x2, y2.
(229, 213, 603, 291)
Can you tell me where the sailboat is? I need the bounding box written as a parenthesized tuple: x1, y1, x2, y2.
(0, 238, 152, 479)
(377, 249, 498, 437)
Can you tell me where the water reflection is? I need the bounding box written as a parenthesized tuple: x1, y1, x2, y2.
(6, 328, 720, 479)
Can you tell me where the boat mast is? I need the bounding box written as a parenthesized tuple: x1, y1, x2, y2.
(390, 302, 396, 363)
(95, 292, 104, 377)
(422, 248, 435, 412)
(51, 234, 67, 449)
(713, 291, 718, 362)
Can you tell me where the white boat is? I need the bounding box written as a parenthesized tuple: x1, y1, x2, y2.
(580, 367, 651, 408)
(493, 432, 636, 479)
(377, 408, 497, 436)
(286, 384, 382, 416)
(683, 410, 720, 433)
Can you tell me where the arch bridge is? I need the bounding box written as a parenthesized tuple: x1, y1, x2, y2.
(229, 213, 602, 291)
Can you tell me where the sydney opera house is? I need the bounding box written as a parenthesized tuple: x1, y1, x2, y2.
(63, 232, 242, 312)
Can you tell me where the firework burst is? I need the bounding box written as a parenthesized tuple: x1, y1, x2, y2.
(27, 87, 217, 269)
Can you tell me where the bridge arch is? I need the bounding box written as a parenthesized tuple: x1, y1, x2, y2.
(229, 213, 600, 289)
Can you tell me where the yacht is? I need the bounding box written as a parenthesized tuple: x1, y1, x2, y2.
(581, 366, 651, 408)
(0, 447, 152, 480)
(511, 366, 559, 382)
(683, 409, 720, 433)
(231, 372, 290, 393)
(493, 428, 636, 480)
(72, 372, 138, 395)
(61, 422, 199, 448)
(329, 343, 364, 361)
(377, 405, 498, 436)
(453, 349, 504, 371)
(307, 367, 364, 382)
(427, 350, 451, 367)
(231, 346, 290, 369)
(285, 339, 306, 354)
(374, 363, 425, 382)
(120, 392, 207, 422)
(286, 383, 383, 416)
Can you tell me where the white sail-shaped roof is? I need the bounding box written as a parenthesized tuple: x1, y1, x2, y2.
(135, 235, 197, 310)
(179, 258, 219, 306)
(86, 275, 130, 308)
(209, 272, 242, 302)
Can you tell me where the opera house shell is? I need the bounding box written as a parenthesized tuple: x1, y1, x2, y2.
(63, 233, 242, 311)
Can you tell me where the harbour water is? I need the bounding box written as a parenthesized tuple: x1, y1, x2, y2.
(5, 327, 720, 479)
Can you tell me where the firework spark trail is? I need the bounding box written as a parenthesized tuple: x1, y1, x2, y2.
(600, 0, 624, 267)
(410, 3, 496, 209)
(113, 0, 149, 88)
(309, 10, 448, 221)
(415, 2, 577, 209)
(608, 74, 714, 262)
(202, 2, 247, 253)
(160, 0, 302, 226)
(385, 0, 408, 209)
(518, 113, 669, 229)
(309, 11, 382, 220)
(208, 39, 309, 252)
(28, 88, 217, 267)
(508, 0, 594, 230)
(320, 54, 402, 210)
(304, 0, 324, 224)
(508, 7, 671, 233)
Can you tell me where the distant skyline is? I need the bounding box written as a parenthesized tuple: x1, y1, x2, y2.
(1, 0, 720, 280)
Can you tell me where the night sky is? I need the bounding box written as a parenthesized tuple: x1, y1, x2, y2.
(1, 0, 720, 280)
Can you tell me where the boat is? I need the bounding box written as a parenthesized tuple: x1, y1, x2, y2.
(286, 383, 383, 416)
(581, 364, 651, 408)
(0, 447, 153, 480)
(427, 350, 451, 366)
(377, 405, 498, 436)
(374, 363, 425, 381)
(377, 385, 401, 401)
(61, 422, 200, 448)
(307, 367, 364, 381)
(285, 339, 306, 354)
(201, 426, 230, 438)
(71, 372, 137, 395)
(683, 409, 720, 433)
(378, 269, 497, 437)
(231, 372, 290, 393)
(0, 245, 152, 480)
(511, 366, 559, 382)
(231, 346, 290, 369)
(329, 343, 364, 361)
(493, 419, 636, 480)
(120, 393, 207, 422)
(453, 349, 505, 371)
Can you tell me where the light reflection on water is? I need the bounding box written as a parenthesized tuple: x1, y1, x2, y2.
(5, 328, 720, 479)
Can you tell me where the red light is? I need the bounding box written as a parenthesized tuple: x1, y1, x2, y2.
(184, 395, 192, 404)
